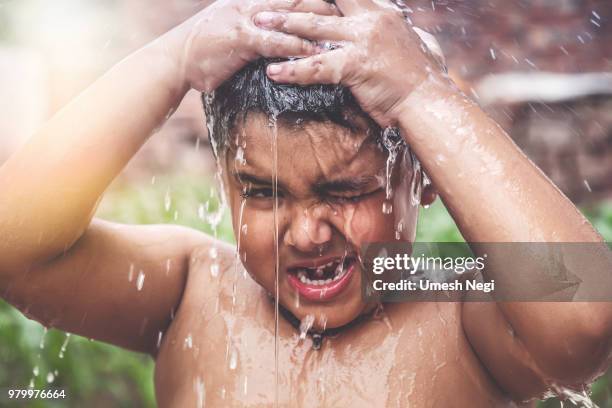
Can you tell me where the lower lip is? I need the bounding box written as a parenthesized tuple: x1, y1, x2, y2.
(287, 261, 355, 302)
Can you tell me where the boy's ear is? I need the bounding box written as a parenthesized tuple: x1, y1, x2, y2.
(420, 184, 438, 207)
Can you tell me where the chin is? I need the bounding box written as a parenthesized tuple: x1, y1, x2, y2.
(281, 296, 369, 332)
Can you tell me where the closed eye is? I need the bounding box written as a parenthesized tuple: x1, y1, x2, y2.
(241, 187, 282, 200)
(326, 187, 384, 204)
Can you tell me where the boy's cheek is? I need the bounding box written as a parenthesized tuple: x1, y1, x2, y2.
(340, 200, 398, 246)
(236, 211, 279, 285)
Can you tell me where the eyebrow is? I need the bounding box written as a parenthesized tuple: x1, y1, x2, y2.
(314, 175, 380, 194)
(233, 171, 379, 194)
(233, 171, 287, 191)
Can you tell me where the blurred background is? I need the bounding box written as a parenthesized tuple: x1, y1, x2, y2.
(0, 0, 610, 406)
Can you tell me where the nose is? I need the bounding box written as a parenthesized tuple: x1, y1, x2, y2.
(284, 205, 333, 253)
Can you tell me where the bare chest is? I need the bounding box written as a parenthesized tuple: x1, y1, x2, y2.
(153, 256, 511, 407)
(155, 302, 510, 407)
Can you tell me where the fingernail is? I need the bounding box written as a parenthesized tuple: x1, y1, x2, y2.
(268, 64, 283, 75)
(254, 11, 284, 28)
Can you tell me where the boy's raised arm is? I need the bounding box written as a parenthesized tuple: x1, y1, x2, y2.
(398, 72, 612, 398)
(256, 0, 612, 400)
(0, 0, 336, 354)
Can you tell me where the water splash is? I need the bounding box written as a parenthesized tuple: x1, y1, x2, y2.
(39, 327, 47, 349)
(164, 188, 172, 212)
(210, 263, 220, 278)
(203, 197, 225, 238)
(271, 114, 281, 407)
(136, 270, 145, 291)
(543, 385, 599, 408)
(204, 94, 231, 241)
(58, 333, 71, 359)
(184, 334, 193, 350)
(232, 199, 248, 306)
(395, 220, 404, 240)
(382, 201, 393, 214)
(299, 315, 315, 340)
(409, 150, 424, 207)
(229, 345, 238, 370)
(194, 376, 206, 408)
(381, 127, 405, 214)
(209, 246, 220, 277)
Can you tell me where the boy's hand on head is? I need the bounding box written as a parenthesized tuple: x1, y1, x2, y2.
(255, 0, 447, 127)
(172, 0, 340, 92)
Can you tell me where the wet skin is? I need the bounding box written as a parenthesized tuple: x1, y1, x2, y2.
(155, 250, 519, 407)
(223, 114, 416, 330)
(1, 1, 610, 407)
(154, 117, 514, 407)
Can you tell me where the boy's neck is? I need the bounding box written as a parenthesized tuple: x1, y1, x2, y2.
(274, 301, 378, 350)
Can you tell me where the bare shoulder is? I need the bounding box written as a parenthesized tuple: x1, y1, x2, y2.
(179, 239, 265, 315)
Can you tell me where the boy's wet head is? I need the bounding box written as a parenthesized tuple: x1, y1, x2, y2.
(202, 59, 429, 330)
(203, 58, 404, 157)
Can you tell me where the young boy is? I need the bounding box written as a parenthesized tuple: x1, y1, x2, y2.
(1, 0, 610, 406)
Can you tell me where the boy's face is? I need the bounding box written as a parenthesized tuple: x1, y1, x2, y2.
(222, 113, 423, 330)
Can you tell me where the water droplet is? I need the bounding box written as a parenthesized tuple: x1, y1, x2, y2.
(46, 372, 55, 383)
(59, 333, 71, 359)
(157, 331, 163, 348)
(209, 247, 218, 259)
(382, 201, 393, 214)
(299, 315, 315, 340)
(184, 334, 193, 349)
(164, 189, 172, 212)
(33, 366, 39, 376)
(128, 263, 135, 282)
(381, 127, 404, 201)
(229, 347, 238, 370)
(136, 271, 145, 291)
(235, 146, 247, 165)
(39, 328, 47, 349)
(194, 376, 205, 408)
(210, 263, 220, 277)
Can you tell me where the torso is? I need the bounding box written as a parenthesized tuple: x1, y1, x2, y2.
(155, 245, 521, 407)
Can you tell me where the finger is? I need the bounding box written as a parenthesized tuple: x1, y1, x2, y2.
(266, 49, 350, 85)
(265, 0, 341, 16)
(335, 0, 400, 16)
(254, 12, 354, 41)
(255, 31, 319, 58)
(334, 0, 374, 15)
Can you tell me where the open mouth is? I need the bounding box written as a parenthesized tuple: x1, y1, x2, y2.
(286, 256, 356, 301)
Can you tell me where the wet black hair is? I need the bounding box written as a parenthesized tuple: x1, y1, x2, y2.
(202, 58, 404, 158)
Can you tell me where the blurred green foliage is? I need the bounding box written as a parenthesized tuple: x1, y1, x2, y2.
(0, 175, 610, 407)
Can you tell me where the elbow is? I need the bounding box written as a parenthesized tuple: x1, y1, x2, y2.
(571, 313, 612, 380)
(535, 307, 612, 384)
